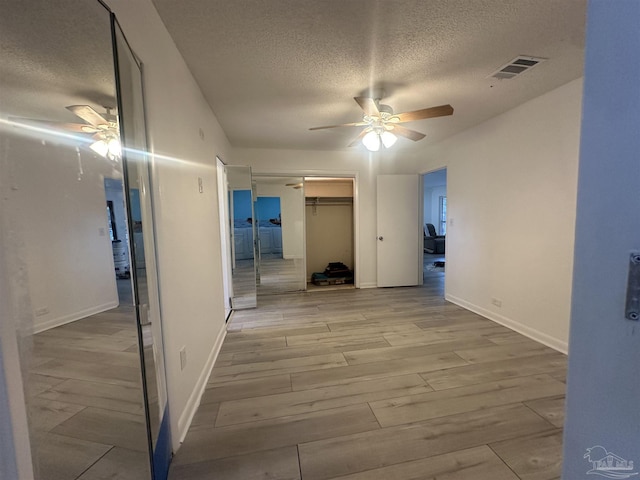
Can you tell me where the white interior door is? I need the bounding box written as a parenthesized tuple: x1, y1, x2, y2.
(377, 174, 422, 287)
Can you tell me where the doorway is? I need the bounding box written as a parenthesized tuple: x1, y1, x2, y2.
(305, 177, 355, 291)
(422, 168, 447, 281)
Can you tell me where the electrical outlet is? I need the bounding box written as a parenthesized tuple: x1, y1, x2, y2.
(179, 346, 187, 370)
(34, 307, 49, 317)
(491, 298, 502, 308)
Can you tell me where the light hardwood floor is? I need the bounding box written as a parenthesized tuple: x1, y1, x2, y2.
(26, 279, 152, 480)
(169, 270, 567, 480)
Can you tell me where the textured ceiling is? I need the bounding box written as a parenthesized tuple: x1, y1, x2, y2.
(0, 0, 117, 123)
(151, 0, 587, 151)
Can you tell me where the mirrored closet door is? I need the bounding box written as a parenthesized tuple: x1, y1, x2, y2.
(0, 1, 168, 478)
(253, 176, 306, 294)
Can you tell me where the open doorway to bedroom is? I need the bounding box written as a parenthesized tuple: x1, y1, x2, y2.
(422, 168, 447, 281)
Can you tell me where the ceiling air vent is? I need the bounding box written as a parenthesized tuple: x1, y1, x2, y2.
(489, 56, 547, 80)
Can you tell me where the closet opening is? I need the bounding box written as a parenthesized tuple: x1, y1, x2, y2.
(305, 177, 355, 292)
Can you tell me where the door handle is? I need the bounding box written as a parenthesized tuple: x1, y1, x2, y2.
(378, 236, 384, 241)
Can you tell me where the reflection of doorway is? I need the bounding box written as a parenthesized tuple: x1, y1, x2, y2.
(255, 197, 283, 258)
(422, 169, 447, 281)
(253, 176, 306, 295)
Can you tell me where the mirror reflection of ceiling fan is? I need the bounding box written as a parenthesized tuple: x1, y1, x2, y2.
(310, 97, 454, 151)
(12, 105, 122, 160)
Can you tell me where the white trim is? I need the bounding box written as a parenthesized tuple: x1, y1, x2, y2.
(175, 324, 227, 447)
(359, 282, 378, 289)
(445, 294, 568, 354)
(33, 301, 119, 334)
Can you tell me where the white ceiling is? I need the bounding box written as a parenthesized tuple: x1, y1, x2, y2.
(151, 0, 587, 152)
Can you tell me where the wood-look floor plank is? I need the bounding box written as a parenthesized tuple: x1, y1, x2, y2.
(169, 446, 300, 480)
(209, 353, 348, 384)
(383, 325, 508, 347)
(33, 344, 141, 368)
(31, 358, 143, 388)
(76, 447, 151, 480)
(220, 336, 287, 354)
(38, 378, 145, 415)
(525, 395, 566, 428)
(224, 324, 330, 340)
(33, 334, 136, 352)
(326, 445, 518, 480)
(343, 337, 495, 365)
(286, 331, 391, 350)
(421, 352, 567, 390)
(454, 341, 557, 364)
(291, 352, 468, 391)
(32, 432, 112, 480)
(369, 374, 565, 427)
(490, 429, 564, 480)
(298, 403, 555, 480)
(27, 373, 66, 397)
(52, 407, 149, 452)
(215, 374, 431, 426)
(203, 374, 292, 402)
(230, 344, 345, 365)
(188, 402, 220, 432)
(26, 396, 86, 433)
(173, 404, 380, 465)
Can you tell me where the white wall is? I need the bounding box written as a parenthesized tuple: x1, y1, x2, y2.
(393, 78, 583, 352)
(232, 148, 380, 288)
(106, 0, 232, 449)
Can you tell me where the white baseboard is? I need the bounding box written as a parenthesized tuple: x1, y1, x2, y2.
(33, 301, 119, 333)
(175, 324, 227, 448)
(445, 294, 568, 355)
(359, 282, 377, 289)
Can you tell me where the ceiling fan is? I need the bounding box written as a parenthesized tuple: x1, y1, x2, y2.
(309, 97, 453, 151)
(11, 105, 122, 160)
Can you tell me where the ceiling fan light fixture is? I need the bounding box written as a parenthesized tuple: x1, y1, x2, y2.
(90, 136, 121, 161)
(90, 139, 110, 157)
(381, 130, 397, 148)
(107, 137, 122, 158)
(362, 130, 381, 151)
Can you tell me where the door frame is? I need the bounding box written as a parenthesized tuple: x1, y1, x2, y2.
(421, 165, 449, 289)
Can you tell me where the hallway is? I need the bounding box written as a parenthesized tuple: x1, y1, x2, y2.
(169, 273, 566, 480)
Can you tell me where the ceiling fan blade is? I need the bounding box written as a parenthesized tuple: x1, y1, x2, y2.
(8, 117, 100, 133)
(354, 97, 380, 116)
(309, 121, 368, 131)
(394, 104, 454, 123)
(390, 125, 426, 141)
(348, 128, 371, 147)
(66, 105, 109, 127)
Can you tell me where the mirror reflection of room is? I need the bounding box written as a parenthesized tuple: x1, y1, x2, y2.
(253, 176, 306, 295)
(0, 1, 167, 477)
(227, 166, 257, 309)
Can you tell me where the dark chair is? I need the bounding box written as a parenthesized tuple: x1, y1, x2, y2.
(424, 223, 445, 254)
